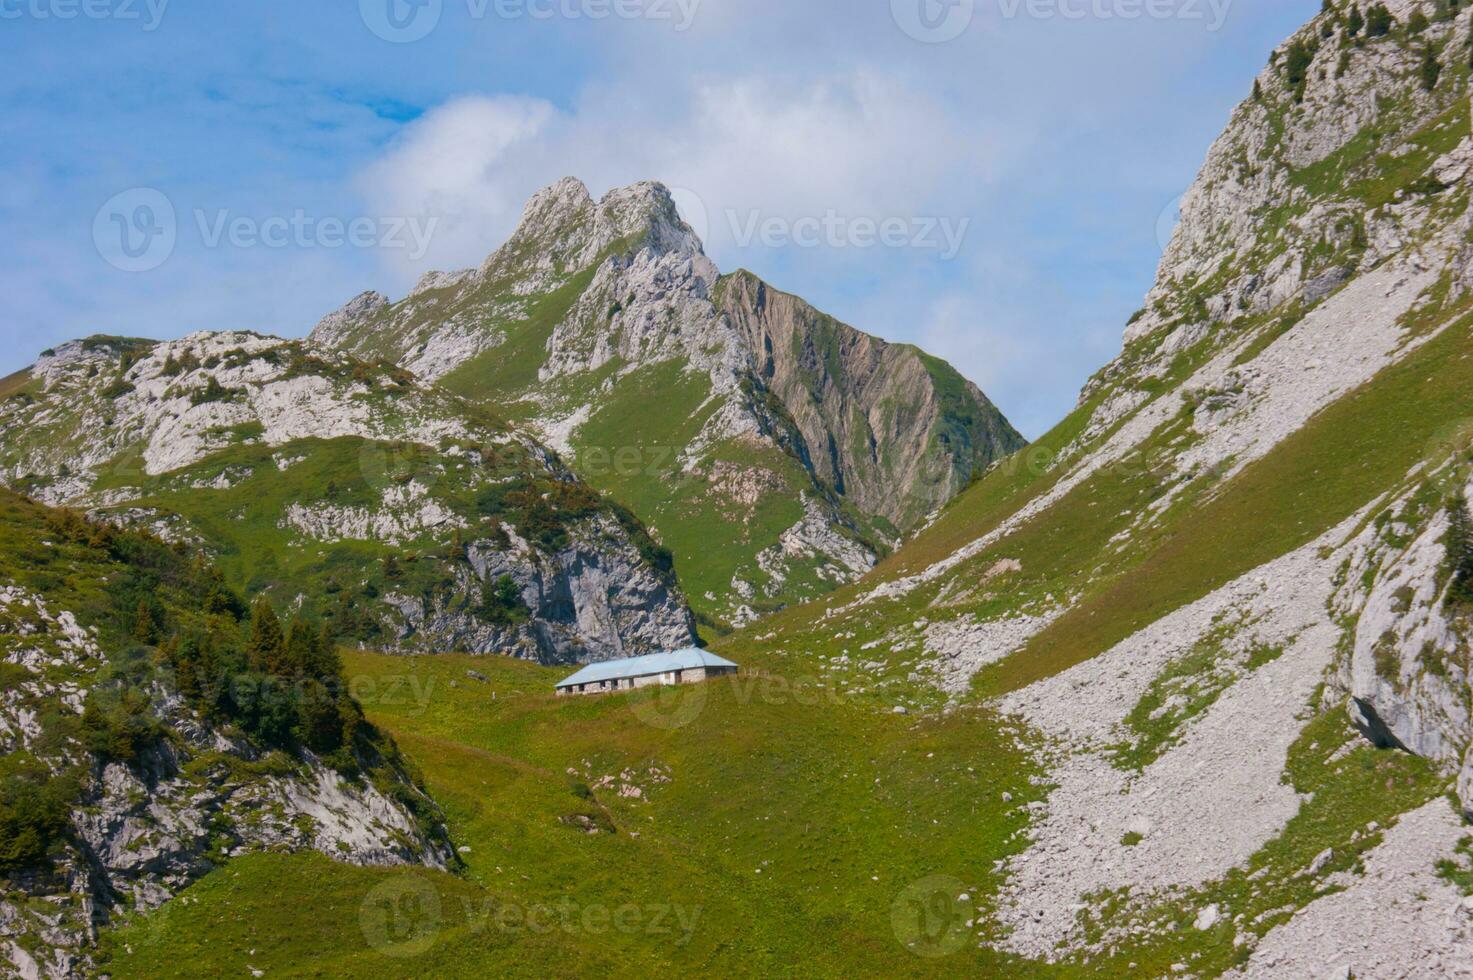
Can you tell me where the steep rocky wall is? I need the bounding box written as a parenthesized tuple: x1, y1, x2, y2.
(716, 270, 1025, 533)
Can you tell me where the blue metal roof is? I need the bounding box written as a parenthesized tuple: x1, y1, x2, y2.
(556, 648, 738, 688)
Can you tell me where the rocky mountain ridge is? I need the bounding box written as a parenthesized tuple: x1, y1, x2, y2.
(312, 178, 1024, 625)
(0, 332, 696, 664)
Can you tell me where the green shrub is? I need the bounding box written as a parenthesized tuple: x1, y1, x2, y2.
(161, 350, 200, 377)
(477, 575, 529, 626)
(1420, 48, 1442, 90)
(0, 766, 76, 873)
(81, 689, 162, 764)
(1285, 40, 1317, 101)
(192, 376, 233, 406)
(1366, 3, 1393, 36)
(101, 378, 135, 400)
(1446, 494, 1473, 607)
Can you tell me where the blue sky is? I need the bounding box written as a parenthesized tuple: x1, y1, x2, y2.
(0, 0, 1318, 438)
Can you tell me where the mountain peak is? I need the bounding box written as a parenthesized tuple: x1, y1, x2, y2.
(486, 177, 702, 279)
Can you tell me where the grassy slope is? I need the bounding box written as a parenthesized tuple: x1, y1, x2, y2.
(988, 309, 1473, 694)
(561, 359, 840, 617)
(105, 647, 1050, 978)
(100, 640, 1446, 978)
(433, 259, 838, 625)
(0, 369, 32, 400)
(90, 197, 1473, 980)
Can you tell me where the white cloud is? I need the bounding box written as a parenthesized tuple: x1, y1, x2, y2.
(356, 95, 559, 272)
(354, 70, 1015, 281)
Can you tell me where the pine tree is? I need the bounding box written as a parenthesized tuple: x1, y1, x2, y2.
(1366, 3, 1393, 37)
(1421, 47, 1443, 90)
(1285, 40, 1317, 101)
(1447, 494, 1473, 607)
(246, 598, 286, 674)
(283, 620, 316, 679)
(132, 599, 159, 644)
(1346, 5, 1364, 37)
(309, 624, 343, 681)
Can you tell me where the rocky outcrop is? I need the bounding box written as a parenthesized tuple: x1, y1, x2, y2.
(0, 580, 454, 978)
(0, 332, 697, 664)
(382, 513, 697, 661)
(1330, 472, 1473, 813)
(789, 1, 1473, 966)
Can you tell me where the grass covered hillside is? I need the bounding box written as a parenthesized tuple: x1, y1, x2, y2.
(101, 3, 1473, 975)
(0, 332, 696, 664)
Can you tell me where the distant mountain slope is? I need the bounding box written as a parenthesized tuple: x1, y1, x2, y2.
(0, 489, 454, 976)
(714, 270, 1022, 534)
(312, 179, 1024, 626)
(0, 332, 696, 663)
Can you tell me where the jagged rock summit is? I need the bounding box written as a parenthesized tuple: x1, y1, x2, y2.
(313, 177, 1025, 625)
